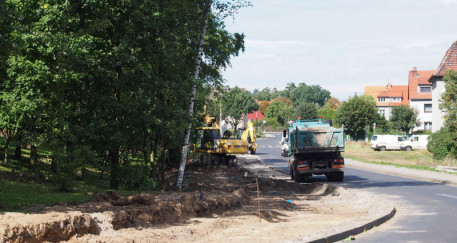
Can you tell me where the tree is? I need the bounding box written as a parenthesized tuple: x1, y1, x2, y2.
(335, 95, 377, 139)
(221, 86, 258, 130)
(289, 83, 330, 107)
(294, 102, 318, 120)
(265, 100, 294, 127)
(435, 70, 457, 158)
(390, 105, 419, 134)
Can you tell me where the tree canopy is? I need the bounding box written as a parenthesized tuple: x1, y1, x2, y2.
(335, 95, 377, 139)
(390, 105, 419, 134)
(0, 0, 248, 190)
(221, 86, 258, 130)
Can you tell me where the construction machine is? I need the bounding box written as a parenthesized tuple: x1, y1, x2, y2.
(237, 120, 257, 154)
(194, 115, 249, 166)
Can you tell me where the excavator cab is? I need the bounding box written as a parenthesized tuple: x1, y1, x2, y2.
(195, 128, 220, 151)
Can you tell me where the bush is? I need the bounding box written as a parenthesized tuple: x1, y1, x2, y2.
(118, 164, 159, 191)
(427, 128, 455, 160)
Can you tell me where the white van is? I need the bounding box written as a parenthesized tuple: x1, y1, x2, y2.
(371, 135, 405, 151)
(400, 135, 429, 151)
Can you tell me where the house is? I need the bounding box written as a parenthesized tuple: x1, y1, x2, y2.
(428, 41, 457, 132)
(364, 83, 409, 120)
(247, 111, 265, 122)
(408, 68, 434, 131)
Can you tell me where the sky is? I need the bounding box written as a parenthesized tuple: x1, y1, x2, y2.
(221, 0, 457, 101)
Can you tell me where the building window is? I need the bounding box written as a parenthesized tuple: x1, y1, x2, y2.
(419, 86, 432, 93)
(392, 97, 401, 102)
(424, 122, 432, 131)
(378, 97, 386, 102)
(378, 109, 385, 117)
(424, 104, 432, 113)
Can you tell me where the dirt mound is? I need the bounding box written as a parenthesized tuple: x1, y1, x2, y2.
(0, 163, 392, 242)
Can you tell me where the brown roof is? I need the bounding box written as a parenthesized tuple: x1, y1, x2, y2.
(429, 41, 457, 82)
(364, 84, 409, 107)
(408, 68, 434, 100)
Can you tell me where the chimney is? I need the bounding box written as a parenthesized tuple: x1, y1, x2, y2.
(412, 66, 417, 72)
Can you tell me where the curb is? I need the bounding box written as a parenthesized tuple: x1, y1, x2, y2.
(308, 208, 396, 243)
(241, 156, 398, 243)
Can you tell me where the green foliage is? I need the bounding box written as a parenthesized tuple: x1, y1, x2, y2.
(0, 0, 248, 190)
(265, 100, 294, 128)
(427, 128, 456, 160)
(390, 105, 419, 134)
(252, 87, 281, 101)
(289, 83, 331, 107)
(222, 86, 258, 129)
(440, 70, 457, 158)
(318, 106, 336, 122)
(335, 95, 377, 139)
(295, 102, 318, 119)
(118, 164, 159, 191)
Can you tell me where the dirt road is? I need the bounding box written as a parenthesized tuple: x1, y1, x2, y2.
(0, 157, 395, 242)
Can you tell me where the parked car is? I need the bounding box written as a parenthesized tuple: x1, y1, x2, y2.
(370, 135, 405, 151)
(400, 135, 429, 151)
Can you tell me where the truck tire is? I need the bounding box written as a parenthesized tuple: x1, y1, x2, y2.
(336, 171, 344, 182)
(293, 166, 305, 183)
(327, 172, 344, 182)
(405, 146, 412, 151)
(379, 146, 386, 151)
(290, 166, 294, 180)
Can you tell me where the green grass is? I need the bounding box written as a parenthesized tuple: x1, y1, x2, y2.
(0, 137, 141, 212)
(343, 141, 457, 173)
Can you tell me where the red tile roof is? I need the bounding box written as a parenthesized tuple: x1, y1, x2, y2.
(364, 84, 409, 107)
(247, 111, 265, 121)
(429, 40, 457, 81)
(408, 68, 434, 100)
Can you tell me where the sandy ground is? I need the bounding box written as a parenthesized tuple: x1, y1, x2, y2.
(0, 156, 395, 243)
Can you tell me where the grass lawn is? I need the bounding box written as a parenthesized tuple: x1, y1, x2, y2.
(343, 141, 457, 172)
(0, 137, 140, 212)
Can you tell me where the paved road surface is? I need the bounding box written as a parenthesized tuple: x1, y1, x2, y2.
(255, 133, 457, 242)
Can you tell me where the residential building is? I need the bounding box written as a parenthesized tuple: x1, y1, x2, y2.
(408, 68, 434, 131)
(428, 41, 457, 132)
(364, 83, 409, 120)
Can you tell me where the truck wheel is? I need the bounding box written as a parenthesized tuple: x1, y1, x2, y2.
(380, 146, 386, 151)
(293, 167, 304, 183)
(336, 172, 344, 182)
(290, 166, 294, 180)
(405, 146, 412, 151)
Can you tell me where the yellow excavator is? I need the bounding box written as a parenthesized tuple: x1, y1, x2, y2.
(194, 115, 249, 166)
(237, 120, 257, 154)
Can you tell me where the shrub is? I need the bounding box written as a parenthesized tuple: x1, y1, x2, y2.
(427, 128, 455, 160)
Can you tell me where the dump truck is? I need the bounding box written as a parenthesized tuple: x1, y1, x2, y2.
(285, 119, 345, 182)
(194, 115, 248, 166)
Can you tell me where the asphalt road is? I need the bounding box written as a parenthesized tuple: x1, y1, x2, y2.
(255, 133, 457, 242)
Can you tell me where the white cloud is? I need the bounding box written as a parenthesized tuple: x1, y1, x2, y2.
(441, 0, 457, 5)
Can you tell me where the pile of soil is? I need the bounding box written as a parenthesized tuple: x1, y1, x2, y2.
(0, 163, 393, 242)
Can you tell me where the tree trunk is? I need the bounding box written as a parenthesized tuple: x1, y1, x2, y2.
(2, 130, 11, 163)
(176, 0, 212, 190)
(30, 145, 38, 166)
(14, 144, 21, 160)
(14, 133, 22, 160)
(109, 147, 120, 189)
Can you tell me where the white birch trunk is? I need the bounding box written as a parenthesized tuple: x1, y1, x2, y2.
(176, 0, 212, 189)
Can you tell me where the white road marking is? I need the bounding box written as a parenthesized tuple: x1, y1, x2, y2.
(437, 193, 457, 200)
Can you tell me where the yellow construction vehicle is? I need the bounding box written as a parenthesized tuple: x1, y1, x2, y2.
(194, 115, 248, 166)
(237, 120, 257, 154)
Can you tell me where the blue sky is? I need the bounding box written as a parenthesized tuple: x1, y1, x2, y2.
(222, 0, 457, 101)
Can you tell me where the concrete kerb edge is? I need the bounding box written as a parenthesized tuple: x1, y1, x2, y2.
(243, 155, 397, 243)
(308, 208, 397, 243)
